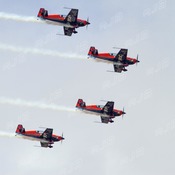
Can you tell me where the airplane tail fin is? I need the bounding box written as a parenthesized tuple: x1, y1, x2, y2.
(76, 99, 86, 108)
(16, 124, 25, 134)
(88, 47, 98, 56)
(37, 8, 48, 18)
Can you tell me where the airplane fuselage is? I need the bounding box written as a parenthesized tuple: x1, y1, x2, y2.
(38, 15, 87, 28)
(15, 130, 60, 143)
(89, 53, 137, 66)
(77, 105, 123, 118)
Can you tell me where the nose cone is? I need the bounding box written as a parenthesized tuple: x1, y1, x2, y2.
(122, 111, 126, 115)
(57, 136, 64, 141)
(87, 21, 90, 25)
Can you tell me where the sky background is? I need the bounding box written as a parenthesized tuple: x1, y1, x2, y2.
(0, 0, 175, 175)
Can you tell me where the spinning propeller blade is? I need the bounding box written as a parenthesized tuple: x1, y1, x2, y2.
(122, 107, 126, 120)
(86, 17, 90, 29)
(136, 54, 139, 66)
(61, 132, 64, 144)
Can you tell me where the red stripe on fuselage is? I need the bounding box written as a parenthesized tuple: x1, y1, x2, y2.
(42, 15, 65, 21)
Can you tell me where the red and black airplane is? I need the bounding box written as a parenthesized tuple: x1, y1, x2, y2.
(37, 8, 90, 36)
(88, 46, 139, 73)
(76, 99, 126, 124)
(15, 124, 64, 148)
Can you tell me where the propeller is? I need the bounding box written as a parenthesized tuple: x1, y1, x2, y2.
(122, 107, 126, 120)
(86, 17, 90, 29)
(136, 54, 139, 66)
(56, 33, 65, 36)
(61, 132, 64, 144)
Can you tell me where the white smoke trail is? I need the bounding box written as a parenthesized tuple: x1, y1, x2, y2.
(0, 43, 85, 60)
(0, 12, 43, 23)
(0, 97, 76, 112)
(0, 131, 15, 138)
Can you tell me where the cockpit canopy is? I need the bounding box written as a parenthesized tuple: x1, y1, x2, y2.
(36, 130, 43, 134)
(97, 105, 104, 108)
(110, 53, 117, 56)
(60, 15, 66, 18)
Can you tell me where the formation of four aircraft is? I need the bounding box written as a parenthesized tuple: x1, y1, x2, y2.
(15, 7, 139, 148)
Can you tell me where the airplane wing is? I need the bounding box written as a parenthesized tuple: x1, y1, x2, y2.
(41, 128, 53, 140)
(114, 49, 128, 62)
(40, 142, 49, 148)
(65, 9, 78, 25)
(101, 116, 110, 124)
(113, 63, 125, 73)
(102, 101, 114, 115)
(64, 27, 74, 36)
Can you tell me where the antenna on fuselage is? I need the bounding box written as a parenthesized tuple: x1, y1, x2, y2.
(94, 121, 102, 124)
(39, 127, 47, 129)
(34, 145, 42, 148)
(63, 7, 74, 10)
(107, 70, 115, 73)
(113, 47, 127, 50)
(100, 100, 108, 102)
(56, 33, 65, 36)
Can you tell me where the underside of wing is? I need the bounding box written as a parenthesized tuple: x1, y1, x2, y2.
(64, 27, 74, 36)
(40, 142, 49, 148)
(101, 116, 109, 124)
(113, 64, 124, 73)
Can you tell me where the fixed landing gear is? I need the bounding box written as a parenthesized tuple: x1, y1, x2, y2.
(73, 30, 78, 34)
(48, 145, 53, 148)
(109, 120, 114, 123)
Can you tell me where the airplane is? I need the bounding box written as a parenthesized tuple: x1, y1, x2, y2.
(15, 124, 64, 148)
(88, 46, 139, 73)
(37, 8, 90, 36)
(76, 99, 126, 124)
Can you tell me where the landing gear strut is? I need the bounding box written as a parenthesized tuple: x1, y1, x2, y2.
(73, 30, 78, 34)
(123, 68, 128, 72)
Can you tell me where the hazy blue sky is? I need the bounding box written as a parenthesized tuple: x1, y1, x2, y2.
(0, 0, 175, 175)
